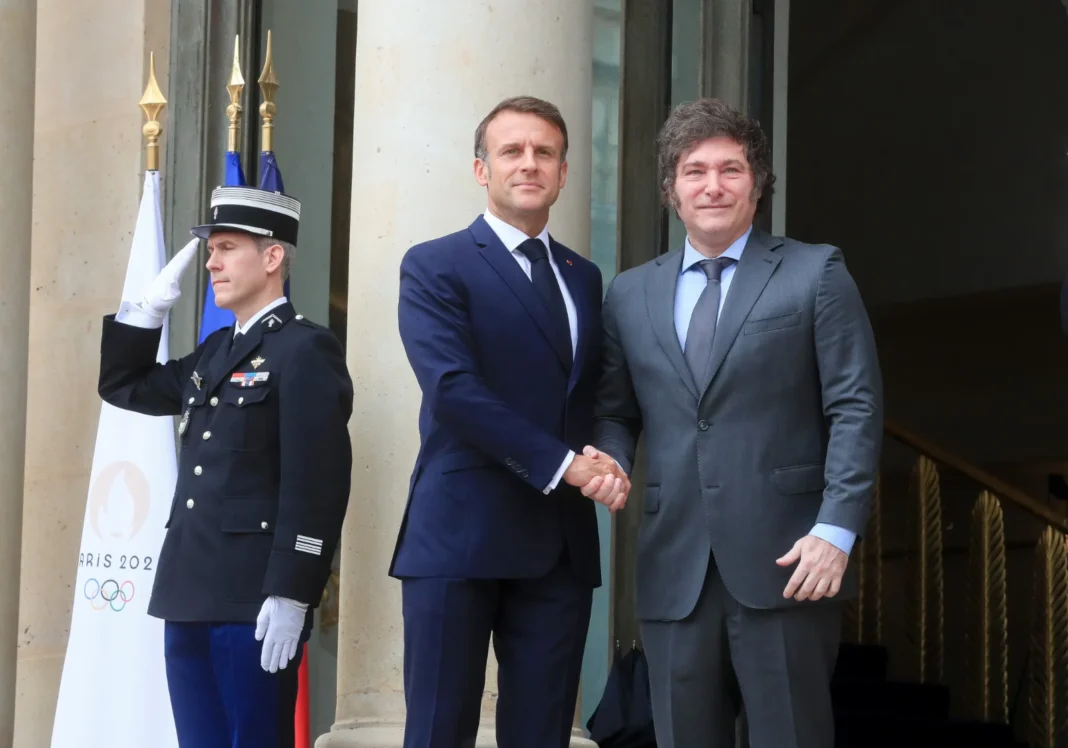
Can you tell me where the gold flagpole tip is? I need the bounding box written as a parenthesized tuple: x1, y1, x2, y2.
(258, 29, 279, 154)
(226, 35, 245, 154)
(139, 51, 167, 172)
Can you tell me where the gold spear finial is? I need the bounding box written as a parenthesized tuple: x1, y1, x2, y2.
(139, 52, 167, 172)
(226, 35, 245, 153)
(258, 30, 279, 153)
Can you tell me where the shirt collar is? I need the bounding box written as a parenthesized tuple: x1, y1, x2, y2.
(235, 296, 288, 336)
(680, 225, 753, 274)
(483, 210, 551, 254)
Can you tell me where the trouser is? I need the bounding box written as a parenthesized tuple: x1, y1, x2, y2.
(400, 553, 593, 748)
(641, 558, 842, 748)
(163, 621, 305, 748)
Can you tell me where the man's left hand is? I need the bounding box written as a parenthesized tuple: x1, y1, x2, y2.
(254, 595, 308, 673)
(578, 446, 630, 512)
(776, 535, 848, 601)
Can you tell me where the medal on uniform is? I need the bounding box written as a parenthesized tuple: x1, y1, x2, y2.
(178, 408, 190, 435)
(231, 371, 269, 387)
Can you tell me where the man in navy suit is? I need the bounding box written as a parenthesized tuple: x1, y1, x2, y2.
(394, 95, 630, 748)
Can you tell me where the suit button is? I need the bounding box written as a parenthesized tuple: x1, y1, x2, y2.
(194, 466, 202, 476)
(295, 314, 304, 320)
(203, 431, 211, 440)
(210, 397, 219, 407)
(186, 498, 194, 509)
(238, 396, 244, 405)
(521, 470, 530, 478)
(188, 397, 194, 404)
(698, 420, 709, 431)
(261, 521, 268, 530)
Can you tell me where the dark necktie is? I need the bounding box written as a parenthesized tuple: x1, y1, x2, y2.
(516, 238, 572, 368)
(684, 257, 735, 387)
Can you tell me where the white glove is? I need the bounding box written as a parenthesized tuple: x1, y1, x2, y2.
(116, 237, 200, 329)
(254, 595, 308, 673)
(141, 237, 200, 316)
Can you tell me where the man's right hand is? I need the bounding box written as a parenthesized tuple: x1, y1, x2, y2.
(140, 237, 200, 317)
(563, 450, 630, 512)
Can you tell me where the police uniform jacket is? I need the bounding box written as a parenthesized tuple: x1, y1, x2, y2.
(97, 301, 353, 623)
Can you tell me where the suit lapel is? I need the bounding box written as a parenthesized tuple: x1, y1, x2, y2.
(646, 247, 699, 400)
(552, 238, 588, 392)
(193, 331, 233, 395)
(470, 216, 571, 371)
(700, 231, 783, 397)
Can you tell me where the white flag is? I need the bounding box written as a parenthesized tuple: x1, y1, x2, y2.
(51, 170, 179, 747)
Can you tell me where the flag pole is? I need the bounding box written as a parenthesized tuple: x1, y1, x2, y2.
(256, 29, 285, 195)
(138, 51, 166, 172)
(226, 35, 245, 158)
(51, 48, 179, 748)
(258, 29, 278, 154)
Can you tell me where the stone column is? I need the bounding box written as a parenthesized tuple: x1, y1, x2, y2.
(0, 1, 35, 744)
(15, 2, 170, 746)
(318, 1, 594, 746)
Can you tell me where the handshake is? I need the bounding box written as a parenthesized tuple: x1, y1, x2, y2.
(562, 446, 630, 513)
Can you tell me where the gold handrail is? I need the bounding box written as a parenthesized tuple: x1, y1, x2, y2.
(1029, 526, 1068, 747)
(849, 475, 883, 645)
(967, 491, 1008, 722)
(885, 420, 1068, 534)
(876, 421, 1068, 743)
(912, 456, 944, 683)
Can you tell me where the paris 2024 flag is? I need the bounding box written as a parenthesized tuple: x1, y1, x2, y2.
(50, 170, 179, 748)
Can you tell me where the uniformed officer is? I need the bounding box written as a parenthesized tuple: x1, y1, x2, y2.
(98, 186, 353, 748)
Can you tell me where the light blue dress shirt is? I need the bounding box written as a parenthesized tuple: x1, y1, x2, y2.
(673, 228, 856, 556)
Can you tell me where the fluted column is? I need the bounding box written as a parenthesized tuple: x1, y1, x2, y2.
(0, 1, 36, 744)
(318, 1, 594, 746)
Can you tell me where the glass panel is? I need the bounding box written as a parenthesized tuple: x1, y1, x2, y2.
(667, 0, 704, 252)
(581, 0, 623, 730)
(590, 0, 624, 287)
(330, 5, 358, 347)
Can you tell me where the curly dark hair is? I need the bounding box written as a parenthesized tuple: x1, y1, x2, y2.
(656, 98, 775, 214)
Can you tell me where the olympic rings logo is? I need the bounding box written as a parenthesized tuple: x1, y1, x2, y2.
(83, 578, 135, 612)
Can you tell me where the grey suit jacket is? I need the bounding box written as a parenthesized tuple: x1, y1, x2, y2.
(594, 229, 882, 619)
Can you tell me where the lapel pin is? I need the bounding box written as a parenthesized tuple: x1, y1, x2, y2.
(251, 356, 265, 369)
(191, 371, 202, 390)
(566, 259, 573, 266)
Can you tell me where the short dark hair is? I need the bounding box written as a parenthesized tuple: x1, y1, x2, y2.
(474, 95, 569, 162)
(253, 235, 295, 280)
(656, 98, 775, 214)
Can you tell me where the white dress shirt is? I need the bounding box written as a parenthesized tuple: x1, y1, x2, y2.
(482, 210, 578, 493)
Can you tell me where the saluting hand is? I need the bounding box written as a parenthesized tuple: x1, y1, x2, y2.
(140, 237, 200, 318)
(254, 595, 308, 673)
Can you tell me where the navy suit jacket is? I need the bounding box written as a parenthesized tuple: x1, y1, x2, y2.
(391, 215, 603, 588)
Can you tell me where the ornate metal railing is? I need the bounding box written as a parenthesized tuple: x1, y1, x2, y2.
(847, 421, 1068, 747)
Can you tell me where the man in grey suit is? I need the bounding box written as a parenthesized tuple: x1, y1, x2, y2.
(585, 98, 882, 747)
